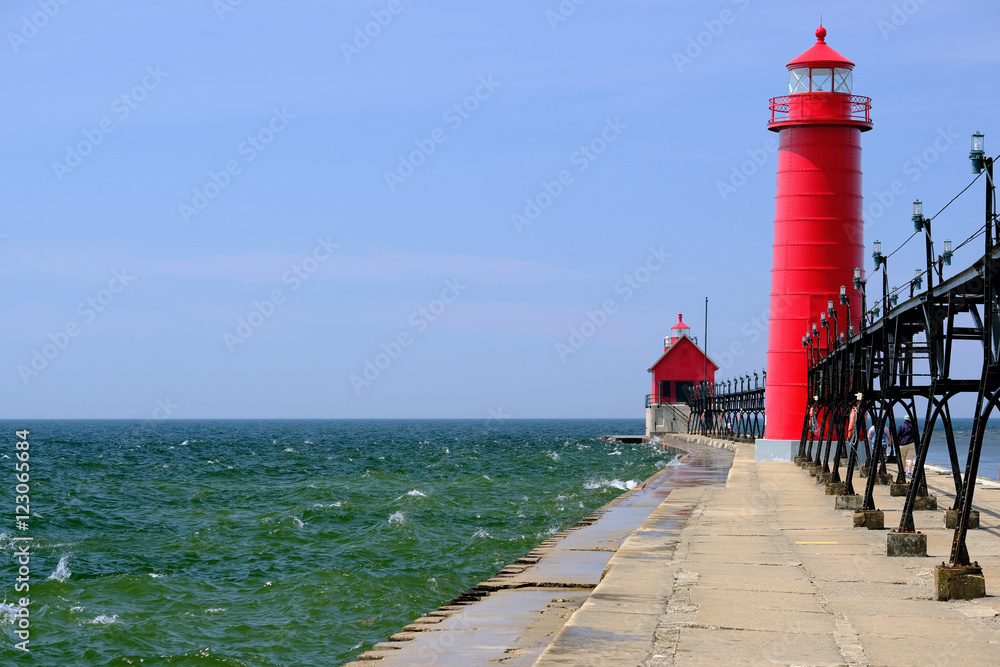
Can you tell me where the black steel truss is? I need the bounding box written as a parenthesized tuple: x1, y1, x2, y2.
(686, 372, 766, 441)
(800, 157, 996, 570)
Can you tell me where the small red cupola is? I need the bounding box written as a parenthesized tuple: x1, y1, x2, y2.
(667, 313, 691, 348)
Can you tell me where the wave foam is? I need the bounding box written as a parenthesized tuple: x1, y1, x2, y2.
(48, 555, 71, 583)
(88, 614, 118, 625)
(584, 478, 637, 491)
(388, 511, 406, 526)
(0, 602, 25, 626)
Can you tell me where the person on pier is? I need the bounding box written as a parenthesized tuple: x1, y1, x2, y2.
(896, 416, 916, 478)
(867, 421, 893, 462)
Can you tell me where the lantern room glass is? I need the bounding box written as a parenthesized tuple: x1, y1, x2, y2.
(788, 68, 809, 94)
(833, 68, 852, 93)
(789, 66, 853, 94)
(810, 68, 832, 92)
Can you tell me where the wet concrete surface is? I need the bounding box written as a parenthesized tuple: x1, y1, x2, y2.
(342, 437, 735, 667)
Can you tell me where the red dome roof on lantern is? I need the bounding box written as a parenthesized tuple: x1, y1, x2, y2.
(671, 313, 690, 331)
(786, 25, 855, 70)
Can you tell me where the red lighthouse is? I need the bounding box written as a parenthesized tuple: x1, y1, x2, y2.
(761, 26, 872, 455)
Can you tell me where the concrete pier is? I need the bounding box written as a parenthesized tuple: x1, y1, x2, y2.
(345, 437, 1000, 666)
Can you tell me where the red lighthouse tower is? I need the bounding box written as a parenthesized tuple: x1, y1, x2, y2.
(761, 26, 872, 455)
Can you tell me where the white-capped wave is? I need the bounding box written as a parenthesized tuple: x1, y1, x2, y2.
(472, 528, 492, 539)
(313, 502, 342, 509)
(584, 478, 637, 491)
(388, 511, 406, 525)
(0, 601, 25, 626)
(87, 614, 118, 625)
(395, 489, 427, 501)
(148, 573, 164, 579)
(205, 607, 227, 614)
(547, 451, 561, 461)
(284, 447, 297, 453)
(48, 555, 71, 582)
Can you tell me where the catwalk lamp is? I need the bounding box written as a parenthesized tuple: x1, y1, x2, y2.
(912, 199, 924, 231)
(970, 131, 985, 174)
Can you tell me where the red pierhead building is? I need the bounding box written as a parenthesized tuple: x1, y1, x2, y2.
(762, 25, 872, 449)
(648, 314, 718, 405)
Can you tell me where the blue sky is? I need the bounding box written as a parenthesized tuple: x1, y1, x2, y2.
(2, 0, 998, 419)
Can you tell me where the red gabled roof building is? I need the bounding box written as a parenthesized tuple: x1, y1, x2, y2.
(647, 314, 719, 404)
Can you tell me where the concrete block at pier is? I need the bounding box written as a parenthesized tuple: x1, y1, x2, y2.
(853, 510, 884, 529)
(816, 472, 833, 484)
(754, 438, 796, 461)
(886, 531, 927, 557)
(799, 460, 813, 469)
(835, 494, 863, 510)
(935, 565, 986, 600)
(945, 509, 980, 529)
(875, 471, 892, 485)
(793, 455, 806, 465)
(808, 464, 822, 477)
(824, 482, 847, 496)
(913, 495, 937, 511)
(889, 482, 909, 496)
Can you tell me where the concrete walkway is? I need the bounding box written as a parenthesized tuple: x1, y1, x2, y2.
(540, 437, 1000, 666)
(345, 437, 1000, 666)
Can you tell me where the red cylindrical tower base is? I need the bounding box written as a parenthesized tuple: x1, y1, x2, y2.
(765, 125, 864, 439)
